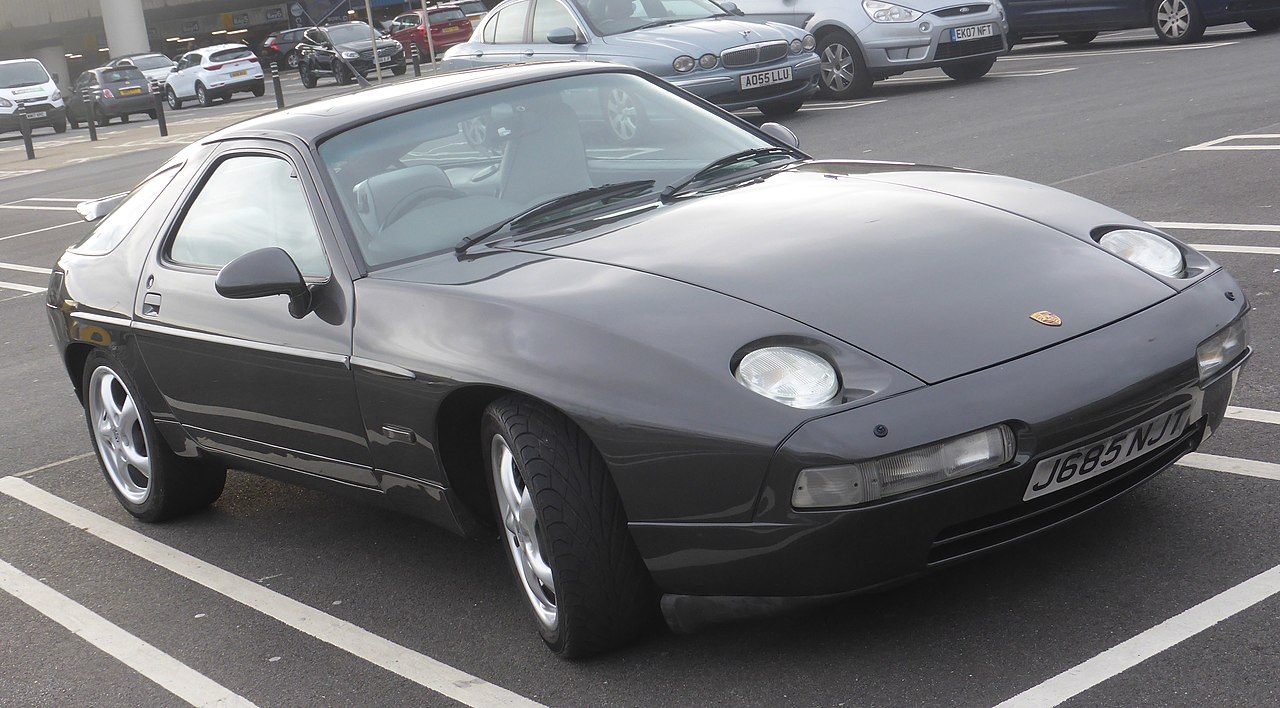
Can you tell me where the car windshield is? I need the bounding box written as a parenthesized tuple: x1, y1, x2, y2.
(430, 8, 467, 23)
(0, 61, 50, 89)
(209, 48, 254, 63)
(580, 0, 726, 35)
(102, 67, 146, 84)
(318, 72, 775, 268)
(130, 55, 174, 70)
(327, 24, 379, 44)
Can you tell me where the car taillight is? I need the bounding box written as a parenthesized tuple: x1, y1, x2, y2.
(206, 63, 223, 71)
(101, 88, 114, 98)
(271, 40, 279, 51)
(249, 57, 259, 63)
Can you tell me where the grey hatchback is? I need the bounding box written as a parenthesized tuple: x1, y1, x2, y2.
(439, 0, 821, 117)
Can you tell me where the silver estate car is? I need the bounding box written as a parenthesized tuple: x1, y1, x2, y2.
(736, 0, 1009, 98)
(439, 0, 821, 117)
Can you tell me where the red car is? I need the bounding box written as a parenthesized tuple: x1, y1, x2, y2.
(388, 8, 473, 59)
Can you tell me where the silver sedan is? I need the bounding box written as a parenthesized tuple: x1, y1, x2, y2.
(440, 0, 820, 117)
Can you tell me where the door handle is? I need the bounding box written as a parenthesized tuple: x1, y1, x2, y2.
(523, 51, 534, 57)
(142, 292, 162, 317)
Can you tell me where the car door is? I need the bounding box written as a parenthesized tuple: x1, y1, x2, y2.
(172, 53, 199, 97)
(390, 13, 423, 54)
(465, 0, 533, 66)
(132, 141, 375, 486)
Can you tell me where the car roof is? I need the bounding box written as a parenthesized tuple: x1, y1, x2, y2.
(203, 62, 638, 144)
(0, 58, 44, 67)
(109, 52, 168, 61)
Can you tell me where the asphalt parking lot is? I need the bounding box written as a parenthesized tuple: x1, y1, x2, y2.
(2, 26, 1280, 706)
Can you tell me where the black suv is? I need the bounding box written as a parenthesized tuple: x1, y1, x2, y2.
(261, 28, 311, 69)
(296, 22, 406, 88)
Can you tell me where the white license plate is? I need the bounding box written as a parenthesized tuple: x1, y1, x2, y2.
(951, 23, 995, 42)
(231, 69, 248, 78)
(25, 110, 47, 119)
(1023, 404, 1192, 501)
(740, 66, 793, 91)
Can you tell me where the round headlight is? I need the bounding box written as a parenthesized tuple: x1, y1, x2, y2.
(790, 38, 804, 54)
(1098, 228, 1185, 277)
(803, 34, 816, 50)
(735, 347, 839, 409)
(699, 53, 718, 69)
(673, 55, 695, 73)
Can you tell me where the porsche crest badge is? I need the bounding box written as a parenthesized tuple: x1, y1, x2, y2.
(1030, 311, 1062, 326)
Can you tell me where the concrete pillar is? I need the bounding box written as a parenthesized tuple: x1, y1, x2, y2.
(99, 0, 150, 57)
(29, 45, 70, 87)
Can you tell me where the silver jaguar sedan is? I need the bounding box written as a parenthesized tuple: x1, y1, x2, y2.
(439, 0, 820, 118)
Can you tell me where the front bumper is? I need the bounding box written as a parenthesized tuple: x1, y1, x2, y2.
(630, 269, 1248, 601)
(858, 10, 1009, 77)
(0, 104, 65, 131)
(350, 54, 406, 74)
(671, 54, 821, 111)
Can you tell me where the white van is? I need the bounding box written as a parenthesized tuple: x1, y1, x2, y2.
(0, 58, 67, 135)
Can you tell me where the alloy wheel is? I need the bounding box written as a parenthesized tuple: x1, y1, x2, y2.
(491, 434, 558, 629)
(286, 52, 299, 69)
(605, 88, 640, 142)
(1156, 0, 1190, 38)
(88, 366, 152, 505)
(820, 42, 855, 93)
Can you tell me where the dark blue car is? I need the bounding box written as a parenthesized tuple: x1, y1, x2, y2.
(1004, 0, 1280, 45)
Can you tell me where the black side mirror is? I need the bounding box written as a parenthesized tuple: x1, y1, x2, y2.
(546, 27, 582, 45)
(169, 66, 178, 73)
(720, 1, 745, 14)
(215, 247, 313, 319)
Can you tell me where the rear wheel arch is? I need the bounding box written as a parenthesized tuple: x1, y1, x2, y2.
(65, 342, 94, 403)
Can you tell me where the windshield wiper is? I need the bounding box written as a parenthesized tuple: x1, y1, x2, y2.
(632, 19, 686, 30)
(660, 147, 801, 202)
(455, 180, 656, 253)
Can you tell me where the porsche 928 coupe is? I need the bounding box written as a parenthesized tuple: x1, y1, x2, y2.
(48, 61, 1250, 658)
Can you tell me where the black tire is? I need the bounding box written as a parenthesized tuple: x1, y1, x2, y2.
(482, 396, 655, 658)
(196, 82, 212, 107)
(334, 61, 352, 85)
(1153, 0, 1205, 43)
(1060, 31, 1099, 44)
(942, 55, 997, 82)
(81, 350, 226, 523)
(252, 82, 265, 97)
(1247, 17, 1280, 31)
(167, 86, 183, 110)
(391, 63, 407, 76)
(68, 114, 80, 129)
(146, 110, 156, 120)
(96, 112, 109, 127)
(121, 113, 130, 124)
(300, 65, 317, 89)
(53, 117, 67, 133)
(816, 30, 873, 100)
(758, 97, 806, 118)
(285, 51, 300, 69)
(600, 86, 648, 143)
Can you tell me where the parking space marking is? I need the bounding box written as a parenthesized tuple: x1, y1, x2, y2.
(0, 281, 45, 294)
(0, 170, 43, 180)
(1189, 244, 1280, 256)
(1183, 134, 1280, 151)
(1226, 406, 1280, 426)
(1001, 40, 1237, 61)
(0, 477, 545, 708)
(0, 557, 257, 707)
(0, 221, 81, 243)
(1151, 221, 1280, 233)
(1180, 453, 1280, 482)
(995, 560, 1280, 707)
(884, 68, 1078, 85)
(797, 99, 887, 112)
(0, 205, 79, 211)
(9, 453, 95, 479)
(0, 262, 53, 275)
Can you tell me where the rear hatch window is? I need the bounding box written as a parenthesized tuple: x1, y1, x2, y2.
(430, 9, 467, 23)
(102, 68, 146, 85)
(209, 48, 255, 63)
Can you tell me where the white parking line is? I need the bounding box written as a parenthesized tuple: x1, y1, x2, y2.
(0, 261, 53, 275)
(883, 67, 1078, 85)
(1180, 453, 1280, 482)
(1183, 134, 1280, 151)
(0, 281, 45, 294)
(0, 557, 257, 707)
(0, 170, 44, 180)
(1225, 406, 1280, 426)
(797, 99, 887, 112)
(0, 477, 544, 708)
(0, 221, 81, 243)
(0, 205, 79, 211)
(1151, 222, 1280, 233)
(1189, 244, 1280, 256)
(1001, 40, 1237, 61)
(995, 560, 1280, 707)
(10, 452, 95, 478)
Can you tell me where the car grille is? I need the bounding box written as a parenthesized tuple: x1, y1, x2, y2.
(16, 96, 48, 104)
(934, 4, 991, 16)
(359, 47, 399, 60)
(927, 420, 1202, 564)
(934, 34, 1004, 60)
(721, 41, 790, 68)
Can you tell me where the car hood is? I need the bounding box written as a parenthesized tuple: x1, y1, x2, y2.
(601, 17, 804, 56)
(498, 161, 1176, 384)
(336, 37, 403, 53)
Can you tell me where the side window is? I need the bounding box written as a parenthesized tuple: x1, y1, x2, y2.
(492, 1, 530, 43)
(168, 155, 330, 278)
(71, 167, 181, 256)
(531, 0, 578, 42)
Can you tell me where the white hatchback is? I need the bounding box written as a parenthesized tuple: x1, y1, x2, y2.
(164, 44, 265, 109)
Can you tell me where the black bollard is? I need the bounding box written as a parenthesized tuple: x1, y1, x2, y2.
(153, 83, 168, 137)
(17, 104, 35, 160)
(411, 44, 421, 77)
(271, 62, 284, 110)
(83, 88, 98, 142)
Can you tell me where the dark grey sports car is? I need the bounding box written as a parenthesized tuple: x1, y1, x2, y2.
(48, 62, 1249, 658)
